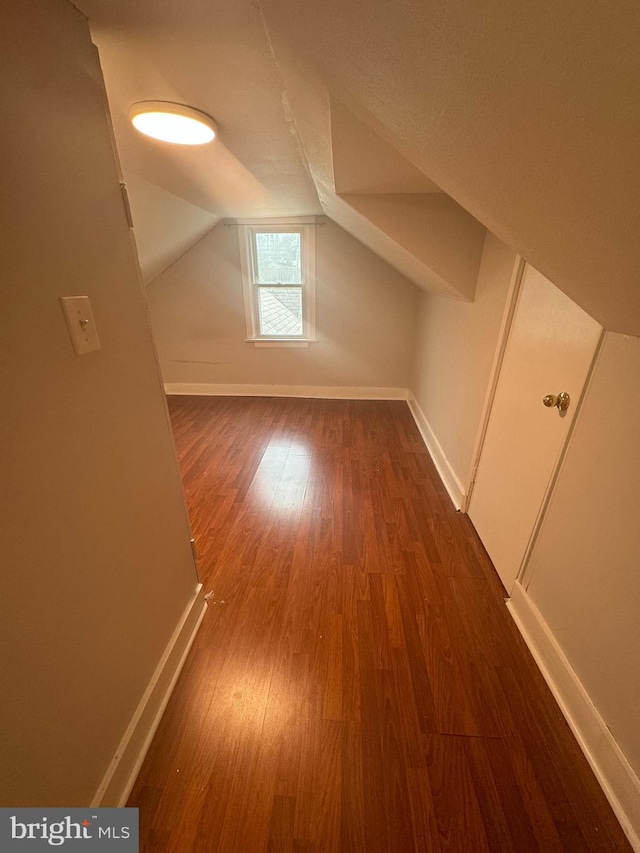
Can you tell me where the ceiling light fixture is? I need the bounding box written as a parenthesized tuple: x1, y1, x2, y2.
(129, 101, 217, 145)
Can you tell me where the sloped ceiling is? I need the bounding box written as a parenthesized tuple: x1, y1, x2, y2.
(75, 0, 485, 299)
(259, 0, 640, 334)
(77, 0, 640, 331)
(330, 100, 441, 195)
(76, 0, 322, 282)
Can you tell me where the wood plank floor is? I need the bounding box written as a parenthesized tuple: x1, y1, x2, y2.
(128, 396, 631, 852)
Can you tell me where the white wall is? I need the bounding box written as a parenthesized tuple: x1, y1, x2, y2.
(524, 331, 640, 776)
(147, 219, 420, 390)
(0, 0, 198, 805)
(410, 233, 517, 486)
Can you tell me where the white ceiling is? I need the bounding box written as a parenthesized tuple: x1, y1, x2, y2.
(77, 0, 640, 333)
(77, 0, 322, 280)
(79, 0, 321, 216)
(76, 0, 485, 296)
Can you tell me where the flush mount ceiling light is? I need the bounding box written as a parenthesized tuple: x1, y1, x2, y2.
(129, 101, 217, 145)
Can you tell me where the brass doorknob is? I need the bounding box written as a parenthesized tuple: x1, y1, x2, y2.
(543, 392, 570, 411)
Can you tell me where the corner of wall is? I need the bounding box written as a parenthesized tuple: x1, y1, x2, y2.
(508, 582, 640, 852)
(92, 585, 207, 807)
(406, 393, 465, 510)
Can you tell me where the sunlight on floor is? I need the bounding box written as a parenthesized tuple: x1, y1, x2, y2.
(248, 443, 312, 515)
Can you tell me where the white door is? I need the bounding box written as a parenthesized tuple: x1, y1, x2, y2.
(468, 263, 602, 593)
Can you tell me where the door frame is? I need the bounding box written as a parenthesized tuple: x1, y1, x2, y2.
(463, 257, 605, 593)
(462, 255, 525, 512)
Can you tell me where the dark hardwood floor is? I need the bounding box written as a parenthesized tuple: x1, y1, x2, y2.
(128, 396, 631, 852)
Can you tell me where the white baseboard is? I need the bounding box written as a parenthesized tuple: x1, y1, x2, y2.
(164, 382, 409, 401)
(508, 582, 640, 852)
(91, 584, 207, 808)
(406, 394, 465, 510)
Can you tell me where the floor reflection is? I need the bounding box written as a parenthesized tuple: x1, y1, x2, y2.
(248, 442, 312, 516)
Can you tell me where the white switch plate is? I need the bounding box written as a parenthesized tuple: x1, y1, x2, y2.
(60, 296, 101, 355)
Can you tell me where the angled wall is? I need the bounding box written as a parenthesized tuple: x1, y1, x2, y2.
(126, 173, 220, 283)
(260, 0, 640, 335)
(341, 193, 485, 300)
(331, 98, 441, 195)
(258, 29, 487, 300)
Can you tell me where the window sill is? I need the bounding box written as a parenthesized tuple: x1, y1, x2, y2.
(245, 338, 319, 348)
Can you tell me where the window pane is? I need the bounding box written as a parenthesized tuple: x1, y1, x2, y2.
(255, 232, 301, 284)
(258, 287, 303, 336)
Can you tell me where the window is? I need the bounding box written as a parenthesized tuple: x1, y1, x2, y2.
(238, 219, 316, 345)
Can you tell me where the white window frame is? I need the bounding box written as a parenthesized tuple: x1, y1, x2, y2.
(238, 217, 316, 347)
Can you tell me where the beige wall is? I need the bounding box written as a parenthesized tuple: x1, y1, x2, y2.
(331, 98, 441, 195)
(411, 233, 517, 485)
(0, 0, 197, 805)
(340, 193, 486, 301)
(126, 173, 220, 284)
(147, 219, 420, 389)
(525, 331, 640, 775)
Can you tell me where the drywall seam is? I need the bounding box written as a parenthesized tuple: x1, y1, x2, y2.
(406, 393, 465, 510)
(508, 582, 640, 852)
(164, 383, 409, 400)
(92, 584, 206, 807)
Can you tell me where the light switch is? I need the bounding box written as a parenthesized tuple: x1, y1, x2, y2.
(60, 296, 101, 355)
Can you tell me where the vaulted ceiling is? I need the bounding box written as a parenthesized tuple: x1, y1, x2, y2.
(78, 0, 640, 333)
